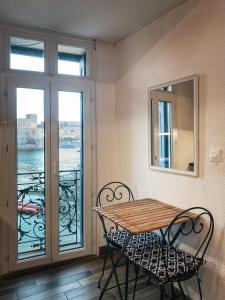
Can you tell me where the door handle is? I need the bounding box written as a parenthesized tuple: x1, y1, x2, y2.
(53, 161, 58, 177)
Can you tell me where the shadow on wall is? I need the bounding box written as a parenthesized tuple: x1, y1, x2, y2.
(213, 226, 225, 300)
(185, 226, 225, 300)
(115, 0, 203, 80)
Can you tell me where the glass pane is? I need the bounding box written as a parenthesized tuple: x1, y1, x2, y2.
(158, 100, 172, 168)
(58, 91, 83, 252)
(58, 44, 86, 76)
(10, 37, 44, 72)
(17, 88, 46, 260)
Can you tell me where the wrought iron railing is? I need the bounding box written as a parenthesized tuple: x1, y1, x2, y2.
(17, 169, 82, 260)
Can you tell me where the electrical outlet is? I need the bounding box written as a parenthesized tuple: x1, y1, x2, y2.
(209, 148, 223, 162)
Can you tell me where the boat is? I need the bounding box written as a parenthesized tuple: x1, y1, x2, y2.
(17, 202, 44, 214)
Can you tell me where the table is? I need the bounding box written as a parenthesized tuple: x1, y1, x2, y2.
(94, 198, 190, 234)
(93, 198, 195, 299)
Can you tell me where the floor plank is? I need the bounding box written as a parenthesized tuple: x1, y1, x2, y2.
(0, 256, 184, 300)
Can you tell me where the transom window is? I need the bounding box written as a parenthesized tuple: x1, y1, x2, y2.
(7, 33, 90, 77)
(58, 44, 87, 76)
(10, 37, 45, 72)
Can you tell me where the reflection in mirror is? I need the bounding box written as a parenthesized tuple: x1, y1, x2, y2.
(150, 76, 198, 176)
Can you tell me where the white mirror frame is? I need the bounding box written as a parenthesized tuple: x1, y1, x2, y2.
(148, 74, 199, 177)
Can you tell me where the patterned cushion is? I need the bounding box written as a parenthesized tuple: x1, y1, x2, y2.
(125, 243, 203, 283)
(106, 230, 161, 249)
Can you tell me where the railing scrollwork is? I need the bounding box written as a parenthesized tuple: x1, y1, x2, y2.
(17, 169, 81, 259)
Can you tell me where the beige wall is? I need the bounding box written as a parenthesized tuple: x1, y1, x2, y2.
(95, 42, 116, 246)
(114, 0, 225, 299)
(95, 42, 116, 188)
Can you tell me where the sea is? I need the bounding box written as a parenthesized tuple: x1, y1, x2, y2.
(17, 148, 81, 174)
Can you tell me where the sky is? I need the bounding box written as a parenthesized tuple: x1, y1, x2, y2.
(17, 89, 81, 123)
(12, 54, 81, 123)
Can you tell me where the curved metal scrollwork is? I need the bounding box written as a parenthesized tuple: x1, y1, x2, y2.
(17, 178, 45, 259)
(96, 181, 134, 207)
(96, 181, 134, 234)
(160, 207, 214, 281)
(17, 170, 81, 259)
(59, 170, 81, 249)
(165, 208, 214, 256)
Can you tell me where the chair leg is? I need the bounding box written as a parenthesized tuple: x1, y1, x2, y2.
(98, 244, 109, 288)
(109, 250, 123, 300)
(171, 282, 175, 300)
(160, 285, 165, 300)
(196, 274, 203, 300)
(178, 281, 188, 300)
(125, 258, 129, 299)
(133, 265, 139, 300)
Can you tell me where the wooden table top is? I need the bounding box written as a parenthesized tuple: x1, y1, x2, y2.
(93, 198, 193, 235)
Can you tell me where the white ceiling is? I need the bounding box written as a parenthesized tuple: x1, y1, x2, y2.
(0, 0, 187, 43)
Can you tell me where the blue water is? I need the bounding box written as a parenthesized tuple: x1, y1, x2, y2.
(17, 148, 81, 173)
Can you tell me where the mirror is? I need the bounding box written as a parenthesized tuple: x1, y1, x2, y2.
(149, 75, 198, 176)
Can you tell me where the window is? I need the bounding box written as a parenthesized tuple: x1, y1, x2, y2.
(58, 44, 87, 76)
(158, 100, 172, 168)
(0, 26, 94, 272)
(10, 37, 44, 72)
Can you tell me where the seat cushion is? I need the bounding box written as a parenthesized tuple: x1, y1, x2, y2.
(106, 230, 161, 249)
(125, 243, 203, 283)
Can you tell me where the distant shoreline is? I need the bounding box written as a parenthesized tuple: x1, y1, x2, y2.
(18, 145, 80, 150)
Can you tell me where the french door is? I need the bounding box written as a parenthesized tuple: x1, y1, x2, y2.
(4, 74, 93, 272)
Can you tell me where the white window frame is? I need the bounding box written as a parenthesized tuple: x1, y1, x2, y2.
(0, 23, 94, 79)
(0, 24, 97, 274)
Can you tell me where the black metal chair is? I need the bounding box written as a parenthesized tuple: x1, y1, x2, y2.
(96, 181, 161, 295)
(125, 207, 214, 300)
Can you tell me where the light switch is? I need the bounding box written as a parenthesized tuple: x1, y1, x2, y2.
(209, 148, 223, 162)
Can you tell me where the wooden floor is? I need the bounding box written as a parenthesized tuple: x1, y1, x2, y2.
(0, 256, 183, 300)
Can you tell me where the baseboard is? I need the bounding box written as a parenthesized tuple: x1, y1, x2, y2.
(0, 255, 97, 280)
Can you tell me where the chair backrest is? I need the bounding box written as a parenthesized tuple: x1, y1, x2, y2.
(96, 182, 134, 236)
(162, 207, 214, 262)
(96, 181, 134, 207)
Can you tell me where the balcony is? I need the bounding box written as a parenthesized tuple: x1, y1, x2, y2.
(17, 170, 82, 260)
